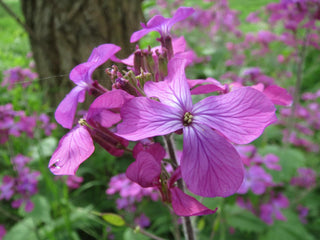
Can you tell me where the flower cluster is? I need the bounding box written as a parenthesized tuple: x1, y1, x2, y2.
(2, 66, 38, 90)
(0, 103, 56, 144)
(49, 7, 278, 216)
(279, 89, 320, 152)
(0, 154, 40, 212)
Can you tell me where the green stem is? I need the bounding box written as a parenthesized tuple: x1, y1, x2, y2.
(164, 134, 197, 240)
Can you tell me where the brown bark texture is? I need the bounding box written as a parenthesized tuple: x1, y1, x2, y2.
(21, 0, 144, 108)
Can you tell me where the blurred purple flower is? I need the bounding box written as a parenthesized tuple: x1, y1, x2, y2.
(237, 166, 273, 195)
(290, 168, 317, 188)
(0, 225, 6, 240)
(297, 205, 309, 224)
(260, 193, 289, 225)
(135, 213, 151, 228)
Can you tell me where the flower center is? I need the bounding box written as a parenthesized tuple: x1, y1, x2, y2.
(183, 112, 193, 126)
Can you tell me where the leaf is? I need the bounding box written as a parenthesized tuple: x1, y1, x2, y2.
(3, 218, 37, 240)
(258, 145, 305, 182)
(225, 205, 266, 233)
(27, 195, 51, 223)
(29, 137, 58, 160)
(102, 213, 125, 227)
(123, 228, 150, 240)
(259, 210, 315, 240)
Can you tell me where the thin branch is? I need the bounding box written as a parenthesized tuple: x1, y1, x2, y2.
(164, 134, 197, 240)
(0, 0, 37, 39)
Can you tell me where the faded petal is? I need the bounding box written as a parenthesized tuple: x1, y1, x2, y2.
(193, 87, 276, 144)
(144, 57, 192, 111)
(171, 187, 217, 216)
(117, 97, 182, 141)
(126, 151, 161, 188)
(55, 86, 86, 129)
(182, 125, 244, 197)
(48, 126, 94, 175)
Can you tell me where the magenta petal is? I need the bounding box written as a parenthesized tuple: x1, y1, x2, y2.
(87, 90, 134, 128)
(70, 62, 95, 85)
(87, 44, 121, 66)
(193, 87, 277, 144)
(188, 78, 225, 95)
(132, 142, 166, 163)
(126, 151, 161, 188)
(168, 7, 195, 29)
(116, 97, 182, 141)
(49, 126, 94, 175)
(55, 86, 85, 129)
(171, 187, 217, 216)
(182, 125, 244, 197)
(144, 57, 192, 111)
(263, 85, 293, 106)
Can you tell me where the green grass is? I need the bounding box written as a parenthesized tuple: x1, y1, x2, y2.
(0, 0, 30, 78)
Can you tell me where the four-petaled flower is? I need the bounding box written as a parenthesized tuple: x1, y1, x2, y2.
(117, 57, 277, 198)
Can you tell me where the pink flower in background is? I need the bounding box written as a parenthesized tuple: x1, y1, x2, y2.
(2, 67, 38, 89)
(117, 57, 276, 198)
(0, 225, 6, 240)
(66, 175, 84, 189)
(260, 193, 289, 225)
(290, 168, 317, 188)
(55, 44, 121, 129)
(237, 166, 273, 195)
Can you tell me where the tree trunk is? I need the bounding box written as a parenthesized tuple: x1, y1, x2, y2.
(21, 0, 144, 108)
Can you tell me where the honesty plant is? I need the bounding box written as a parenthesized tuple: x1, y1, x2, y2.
(49, 6, 281, 237)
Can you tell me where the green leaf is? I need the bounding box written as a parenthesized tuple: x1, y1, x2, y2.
(29, 137, 58, 160)
(102, 213, 125, 227)
(27, 195, 51, 223)
(259, 210, 315, 240)
(3, 218, 37, 240)
(225, 205, 266, 233)
(123, 228, 150, 240)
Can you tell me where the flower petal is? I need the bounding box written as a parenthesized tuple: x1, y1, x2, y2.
(55, 86, 85, 129)
(182, 124, 244, 197)
(193, 87, 277, 144)
(144, 57, 192, 111)
(171, 187, 217, 216)
(87, 90, 134, 128)
(116, 97, 182, 141)
(263, 85, 293, 106)
(48, 126, 94, 175)
(132, 142, 166, 163)
(126, 151, 161, 188)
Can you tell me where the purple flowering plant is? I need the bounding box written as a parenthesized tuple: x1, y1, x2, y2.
(46, 5, 290, 239)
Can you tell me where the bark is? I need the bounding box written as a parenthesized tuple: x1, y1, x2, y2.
(21, 0, 144, 108)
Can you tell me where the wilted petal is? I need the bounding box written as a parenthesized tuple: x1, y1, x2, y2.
(126, 151, 161, 188)
(55, 86, 86, 129)
(117, 97, 182, 141)
(193, 87, 277, 144)
(182, 125, 244, 197)
(144, 57, 192, 111)
(171, 187, 217, 216)
(49, 126, 94, 175)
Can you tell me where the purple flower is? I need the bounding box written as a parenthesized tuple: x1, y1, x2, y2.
(130, 7, 195, 43)
(117, 57, 277, 197)
(0, 225, 6, 240)
(49, 90, 133, 175)
(290, 168, 317, 188)
(237, 166, 273, 195)
(297, 205, 309, 224)
(0, 176, 15, 200)
(260, 193, 289, 225)
(126, 149, 216, 216)
(55, 44, 121, 129)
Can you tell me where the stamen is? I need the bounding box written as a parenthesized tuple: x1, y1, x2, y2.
(183, 112, 193, 126)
